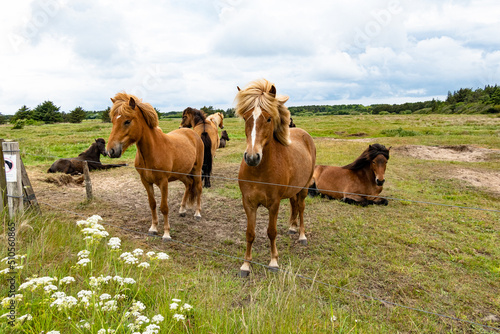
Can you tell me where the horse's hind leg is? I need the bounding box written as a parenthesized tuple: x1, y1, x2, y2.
(141, 180, 159, 236)
(179, 177, 190, 217)
(296, 188, 308, 245)
(288, 195, 299, 234)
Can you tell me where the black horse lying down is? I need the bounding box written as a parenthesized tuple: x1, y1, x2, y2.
(47, 138, 126, 175)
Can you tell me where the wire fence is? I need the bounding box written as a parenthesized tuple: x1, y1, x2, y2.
(10, 150, 500, 331)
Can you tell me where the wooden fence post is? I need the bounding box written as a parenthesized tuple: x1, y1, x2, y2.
(20, 159, 41, 214)
(2, 141, 23, 218)
(0, 139, 8, 212)
(83, 161, 93, 200)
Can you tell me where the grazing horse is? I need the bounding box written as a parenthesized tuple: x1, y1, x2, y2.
(235, 79, 316, 276)
(207, 112, 224, 130)
(107, 93, 204, 240)
(309, 144, 390, 206)
(219, 130, 230, 148)
(47, 138, 126, 175)
(180, 108, 218, 188)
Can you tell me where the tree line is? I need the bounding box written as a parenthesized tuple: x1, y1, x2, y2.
(2, 84, 499, 127)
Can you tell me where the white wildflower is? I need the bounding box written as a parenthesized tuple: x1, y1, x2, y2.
(123, 277, 136, 285)
(172, 298, 181, 302)
(135, 315, 150, 325)
(138, 262, 150, 269)
(51, 291, 66, 299)
(156, 252, 169, 260)
(152, 314, 164, 324)
(50, 295, 78, 311)
(89, 275, 113, 289)
(0, 268, 9, 275)
(114, 294, 126, 300)
(144, 324, 161, 334)
(44, 284, 58, 293)
(97, 329, 106, 334)
(169, 302, 179, 310)
(146, 251, 156, 258)
(101, 300, 118, 312)
(119, 252, 139, 265)
(180, 303, 193, 311)
(17, 314, 32, 322)
(60, 276, 76, 285)
(18, 276, 58, 292)
(87, 215, 103, 224)
(100, 293, 112, 301)
(113, 275, 124, 284)
(14, 265, 24, 270)
(130, 300, 146, 312)
(331, 315, 337, 322)
(108, 237, 121, 250)
(47, 331, 61, 334)
(132, 248, 144, 257)
(77, 290, 93, 299)
(78, 320, 92, 329)
(76, 258, 91, 267)
(173, 313, 185, 321)
(77, 250, 90, 259)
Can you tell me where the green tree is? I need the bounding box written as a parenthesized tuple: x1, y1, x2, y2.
(68, 106, 86, 123)
(101, 107, 111, 123)
(11, 105, 32, 123)
(32, 101, 63, 124)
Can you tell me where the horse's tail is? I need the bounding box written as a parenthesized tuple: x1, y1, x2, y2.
(308, 181, 320, 197)
(200, 128, 212, 188)
(187, 174, 200, 205)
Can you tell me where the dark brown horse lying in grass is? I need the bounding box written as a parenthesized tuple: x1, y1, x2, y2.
(219, 130, 230, 148)
(309, 144, 390, 206)
(47, 138, 126, 175)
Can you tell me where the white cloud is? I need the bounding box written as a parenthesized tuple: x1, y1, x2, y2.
(0, 0, 499, 114)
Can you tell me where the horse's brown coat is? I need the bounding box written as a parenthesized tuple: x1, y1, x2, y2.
(235, 79, 316, 274)
(106, 93, 204, 240)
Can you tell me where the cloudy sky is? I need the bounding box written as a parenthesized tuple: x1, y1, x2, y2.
(1, 0, 499, 114)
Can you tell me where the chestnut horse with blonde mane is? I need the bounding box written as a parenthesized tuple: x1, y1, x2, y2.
(235, 79, 316, 276)
(107, 93, 204, 240)
(180, 108, 218, 188)
(309, 144, 390, 206)
(207, 112, 224, 130)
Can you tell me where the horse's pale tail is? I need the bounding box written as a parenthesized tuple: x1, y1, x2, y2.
(307, 181, 320, 197)
(200, 132, 212, 188)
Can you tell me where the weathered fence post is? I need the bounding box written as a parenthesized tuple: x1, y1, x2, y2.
(2, 141, 23, 218)
(83, 161, 93, 200)
(0, 139, 8, 212)
(20, 159, 41, 214)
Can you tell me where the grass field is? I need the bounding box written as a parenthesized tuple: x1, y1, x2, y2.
(0, 114, 499, 333)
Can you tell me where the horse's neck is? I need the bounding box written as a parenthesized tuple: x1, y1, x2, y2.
(135, 128, 164, 165)
(80, 145, 100, 162)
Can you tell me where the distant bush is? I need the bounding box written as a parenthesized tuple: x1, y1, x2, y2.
(12, 119, 25, 129)
(381, 127, 420, 137)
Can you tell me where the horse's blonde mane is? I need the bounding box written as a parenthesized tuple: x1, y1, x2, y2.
(110, 92, 159, 128)
(235, 79, 290, 146)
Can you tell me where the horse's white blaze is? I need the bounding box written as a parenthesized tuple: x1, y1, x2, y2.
(116, 115, 121, 120)
(251, 107, 262, 149)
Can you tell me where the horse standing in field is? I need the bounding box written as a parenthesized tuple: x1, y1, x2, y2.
(308, 144, 390, 206)
(235, 79, 316, 277)
(180, 108, 218, 188)
(47, 138, 126, 175)
(289, 117, 296, 128)
(219, 130, 230, 148)
(207, 112, 224, 130)
(106, 93, 204, 240)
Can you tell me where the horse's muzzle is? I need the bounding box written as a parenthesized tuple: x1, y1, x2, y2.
(244, 152, 261, 167)
(107, 146, 122, 158)
(376, 179, 385, 186)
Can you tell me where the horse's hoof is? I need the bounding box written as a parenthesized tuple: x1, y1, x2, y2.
(162, 237, 172, 242)
(239, 270, 250, 278)
(179, 212, 186, 217)
(299, 239, 308, 246)
(287, 229, 297, 235)
(148, 231, 158, 236)
(268, 266, 279, 273)
(194, 215, 201, 220)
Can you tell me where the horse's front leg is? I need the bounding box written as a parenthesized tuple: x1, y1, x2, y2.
(267, 202, 281, 271)
(373, 197, 389, 205)
(240, 197, 257, 277)
(158, 180, 171, 241)
(141, 179, 159, 235)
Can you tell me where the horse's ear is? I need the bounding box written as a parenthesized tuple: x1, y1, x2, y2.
(237, 86, 241, 92)
(110, 98, 116, 103)
(369, 145, 373, 149)
(269, 85, 276, 97)
(129, 97, 136, 109)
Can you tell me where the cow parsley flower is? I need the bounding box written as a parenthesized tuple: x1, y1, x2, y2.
(173, 314, 185, 321)
(180, 303, 193, 312)
(132, 248, 144, 257)
(77, 250, 90, 259)
(119, 252, 139, 265)
(152, 314, 164, 324)
(169, 302, 179, 310)
(138, 262, 150, 269)
(100, 293, 112, 301)
(143, 324, 161, 334)
(50, 295, 78, 311)
(108, 237, 121, 250)
(17, 314, 32, 322)
(60, 276, 76, 285)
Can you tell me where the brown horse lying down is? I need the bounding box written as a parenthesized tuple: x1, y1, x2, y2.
(180, 107, 218, 188)
(219, 130, 230, 148)
(47, 138, 126, 175)
(309, 144, 390, 206)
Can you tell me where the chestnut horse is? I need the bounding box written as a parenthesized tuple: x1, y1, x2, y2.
(107, 93, 204, 240)
(219, 130, 230, 148)
(308, 144, 390, 206)
(47, 138, 126, 175)
(235, 79, 316, 276)
(180, 108, 218, 188)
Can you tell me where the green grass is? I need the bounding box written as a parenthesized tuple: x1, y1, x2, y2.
(0, 114, 499, 333)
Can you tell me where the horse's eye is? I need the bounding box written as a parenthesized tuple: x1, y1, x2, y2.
(124, 120, 131, 126)
(267, 118, 271, 123)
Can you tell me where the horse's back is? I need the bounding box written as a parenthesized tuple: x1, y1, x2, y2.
(165, 127, 204, 168)
(289, 127, 316, 169)
(314, 165, 352, 199)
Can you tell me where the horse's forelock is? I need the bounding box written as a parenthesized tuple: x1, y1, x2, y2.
(235, 79, 290, 146)
(110, 92, 159, 128)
